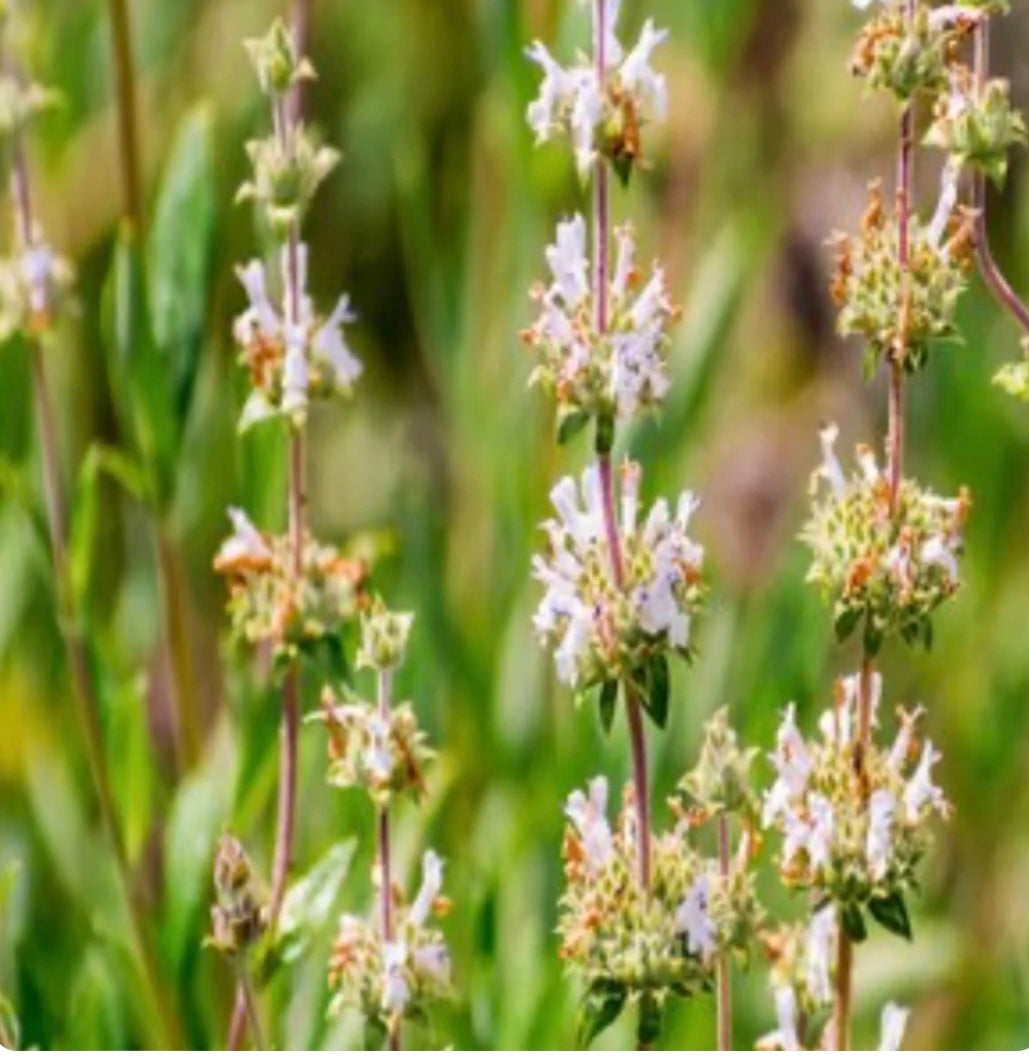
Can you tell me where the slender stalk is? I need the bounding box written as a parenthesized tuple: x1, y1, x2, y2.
(715, 812, 732, 1051)
(237, 960, 266, 1052)
(11, 98, 180, 1048)
(227, 41, 312, 1050)
(105, 0, 143, 230)
(833, 925, 853, 1051)
(591, 0, 651, 898)
(971, 20, 1029, 336)
(377, 667, 400, 1051)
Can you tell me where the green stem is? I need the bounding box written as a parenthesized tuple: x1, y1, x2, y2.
(106, 0, 143, 230)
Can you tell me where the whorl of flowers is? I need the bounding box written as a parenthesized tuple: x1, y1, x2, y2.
(233, 247, 362, 430)
(316, 692, 433, 808)
(558, 777, 761, 1045)
(762, 681, 949, 939)
(525, 6, 669, 179)
(213, 507, 367, 660)
(829, 181, 973, 375)
(521, 215, 679, 434)
(925, 65, 1026, 187)
(802, 425, 969, 653)
(328, 851, 452, 1041)
(756, 905, 910, 1051)
(678, 705, 759, 820)
(532, 460, 704, 692)
(233, 19, 361, 429)
(207, 835, 268, 959)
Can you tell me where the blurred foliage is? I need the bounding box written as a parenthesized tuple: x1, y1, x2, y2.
(0, 0, 1028, 1049)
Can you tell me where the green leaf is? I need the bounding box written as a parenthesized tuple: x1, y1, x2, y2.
(0, 861, 19, 923)
(148, 103, 216, 422)
(637, 991, 662, 1048)
(638, 654, 670, 730)
(66, 946, 128, 1050)
(557, 408, 589, 446)
(612, 155, 633, 189)
(598, 680, 618, 735)
(594, 413, 615, 456)
(841, 902, 867, 943)
(833, 606, 861, 643)
(862, 618, 883, 658)
(578, 981, 626, 1048)
(363, 1016, 388, 1051)
(868, 891, 913, 941)
(101, 225, 177, 510)
(276, 840, 356, 967)
(0, 991, 19, 1050)
(68, 443, 148, 620)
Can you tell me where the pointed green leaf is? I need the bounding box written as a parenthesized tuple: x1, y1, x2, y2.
(578, 981, 626, 1048)
(833, 606, 860, 643)
(598, 680, 618, 735)
(557, 408, 589, 446)
(639, 654, 670, 730)
(637, 992, 662, 1048)
(868, 891, 913, 941)
(0, 991, 19, 1050)
(276, 840, 356, 967)
(149, 103, 216, 422)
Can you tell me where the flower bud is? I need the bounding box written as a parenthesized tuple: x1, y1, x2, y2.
(244, 18, 314, 97)
(358, 599, 414, 672)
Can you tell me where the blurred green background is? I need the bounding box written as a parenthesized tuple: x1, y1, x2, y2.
(1, 0, 1028, 1049)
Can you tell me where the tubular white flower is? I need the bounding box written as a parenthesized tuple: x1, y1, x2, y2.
(525, 41, 569, 143)
(919, 534, 959, 583)
(676, 873, 715, 959)
(313, 294, 363, 390)
(565, 776, 614, 871)
(381, 941, 411, 1014)
(410, 850, 444, 928)
(772, 985, 801, 1051)
(545, 215, 590, 309)
(866, 788, 896, 881)
(805, 904, 836, 1005)
(763, 704, 812, 827)
(216, 507, 272, 566)
(412, 940, 451, 984)
(904, 740, 945, 822)
(815, 423, 846, 498)
(618, 20, 669, 121)
(878, 1002, 910, 1051)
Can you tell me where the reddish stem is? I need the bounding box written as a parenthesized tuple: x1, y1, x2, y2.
(715, 813, 731, 1051)
(377, 667, 400, 1051)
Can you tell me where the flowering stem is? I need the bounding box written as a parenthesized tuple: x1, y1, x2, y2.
(715, 812, 731, 1051)
(105, 0, 143, 230)
(834, 925, 853, 1051)
(971, 21, 1029, 336)
(10, 100, 180, 1048)
(377, 666, 401, 1051)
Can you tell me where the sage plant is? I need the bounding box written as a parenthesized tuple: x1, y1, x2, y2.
(318, 602, 452, 1049)
(755, 0, 996, 1047)
(524, 3, 758, 1046)
(212, 18, 364, 1045)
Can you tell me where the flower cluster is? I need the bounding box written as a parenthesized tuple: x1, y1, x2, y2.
(559, 778, 760, 1033)
(802, 425, 969, 653)
(756, 906, 910, 1051)
(521, 216, 679, 432)
(762, 681, 949, 927)
(849, 1, 966, 100)
(207, 835, 267, 958)
(0, 235, 74, 342)
(925, 66, 1026, 187)
(213, 507, 367, 660)
(231, 19, 361, 429)
(329, 851, 452, 1039)
(678, 705, 759, 819)
(233, 248, 362, 430)
(829, 182, 973, 375)
(532, 461, 704, 690)
(993, 337, 1029, 399)
(0, 71, 58, 136)
(316, 691, 433, 807)
(526, 10, 669, 179)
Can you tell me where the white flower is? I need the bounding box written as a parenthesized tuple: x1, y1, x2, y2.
(281, 322, 309, 416)
(525, 41, 568, 143)
(815, 423, 846, 499)
(612, 224, 636, 301)
(904, 740, 945, 822)
(805, 905, 836, 1006)
(619, 20, 669, 121)
(866, 788, 896, 881)
(410, 850, 444, 928)
(763, 704, 812, 827)
(382, 941, 410, 1014)
(806, 794, 834, 871)
(569, 68, 603, 177)
(362, 713, 394, 783)
(566, 776, 614, 870)
(851, 0, 876, 9)
(215, 507, 272, 566)
(412, 940, 450, 984)
(313, 294, 362, 389)
(887, 706, 924, 774)
(772, 985, 801, 1051)
(919, 534, 959, 583)
(20, 242, 55, 316)
(878, 1002, 910, 1051)
(676, 873, 715, 959)
(234, 259, 281, 348)
(545, 215, 590, 309)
